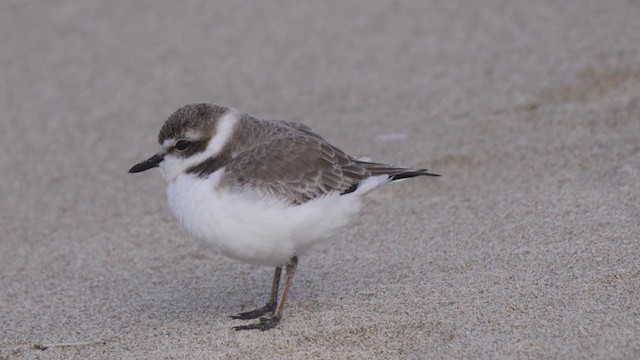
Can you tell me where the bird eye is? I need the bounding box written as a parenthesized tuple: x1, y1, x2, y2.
(175, 140, 192, 151)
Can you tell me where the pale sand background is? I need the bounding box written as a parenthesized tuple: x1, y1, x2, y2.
(1, 1, 639, 359)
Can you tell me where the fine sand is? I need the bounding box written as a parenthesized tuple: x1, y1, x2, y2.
(1, 1, 639, 359)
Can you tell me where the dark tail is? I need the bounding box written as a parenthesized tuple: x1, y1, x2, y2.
(355, 160, 440, 180)
(341, 162, 440, 195)
(389, 168, 440, 181)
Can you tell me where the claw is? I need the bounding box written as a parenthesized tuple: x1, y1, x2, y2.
(229, 303, 276, 320)
(233, 316, 280, 331)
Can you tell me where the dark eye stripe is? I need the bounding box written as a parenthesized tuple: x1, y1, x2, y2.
(171, 139, 209, 158)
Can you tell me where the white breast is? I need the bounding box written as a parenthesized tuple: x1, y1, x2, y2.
(165, 170, 382, 267)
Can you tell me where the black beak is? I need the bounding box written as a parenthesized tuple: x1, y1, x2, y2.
(128, 153, 164, 173)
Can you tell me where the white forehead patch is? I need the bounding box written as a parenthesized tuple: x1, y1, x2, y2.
(162, 138, 175, 149)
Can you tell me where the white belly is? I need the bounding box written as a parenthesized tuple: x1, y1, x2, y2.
(166, 170, 367, 266)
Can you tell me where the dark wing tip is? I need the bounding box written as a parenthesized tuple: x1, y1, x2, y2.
(390, 169, 440, 181)
(418, 169, 441, 177)
(341, 168, 439, 195)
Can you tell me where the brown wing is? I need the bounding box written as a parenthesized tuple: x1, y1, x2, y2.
(223, 132, 368, 204)
(222, 120, 439, 204)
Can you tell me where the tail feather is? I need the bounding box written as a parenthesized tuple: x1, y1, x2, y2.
(389, 168, 440, 181)
(340, 162, 440, 195)
(358, 160, 440, 180)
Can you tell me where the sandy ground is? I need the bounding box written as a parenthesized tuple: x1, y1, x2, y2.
(1, 1, 639, 359)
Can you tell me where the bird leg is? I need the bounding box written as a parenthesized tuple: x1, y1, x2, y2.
(234, 256, 298, 331)
(230, 266, 282, 320)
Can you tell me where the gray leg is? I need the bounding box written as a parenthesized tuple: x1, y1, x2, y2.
(230, 266, 282, 320)
(234, 256, 298, 331)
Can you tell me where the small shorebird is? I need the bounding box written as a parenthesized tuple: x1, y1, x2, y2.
(129, 103, 439, 330)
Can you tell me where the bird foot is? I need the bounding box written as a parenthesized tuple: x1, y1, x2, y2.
(229, 303, 276, 320)
(233, 316, 280, 331)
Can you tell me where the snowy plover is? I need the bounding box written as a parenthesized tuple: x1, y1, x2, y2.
(129, 103, 439, 330)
